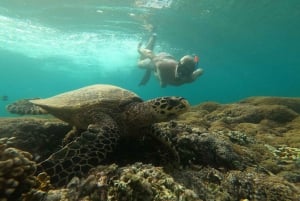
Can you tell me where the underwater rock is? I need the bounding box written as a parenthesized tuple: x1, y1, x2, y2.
(0, 138, 37, 201)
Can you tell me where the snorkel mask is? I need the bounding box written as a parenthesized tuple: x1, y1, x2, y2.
(176, 55, 199, 78)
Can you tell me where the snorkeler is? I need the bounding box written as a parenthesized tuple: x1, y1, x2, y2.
(137, 33, 203, 87)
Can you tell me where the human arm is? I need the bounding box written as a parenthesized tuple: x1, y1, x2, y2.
(191, 68, 204, 80)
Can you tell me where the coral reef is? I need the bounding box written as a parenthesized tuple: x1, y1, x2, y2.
(0, 137, 37, 201)
(151, 121, 248, 169)
(239, 96, 300, 113)
(25, 163, 201, 201)
(172, 166, 299, 201)
(223, 169, 299, 201)
(0, 117, 70, 161)
(1, 96, 300, 200)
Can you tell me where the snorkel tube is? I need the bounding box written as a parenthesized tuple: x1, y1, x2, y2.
(193, 55, 199, 68)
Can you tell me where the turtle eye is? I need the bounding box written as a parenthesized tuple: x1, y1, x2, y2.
(166, 98, 180, 107)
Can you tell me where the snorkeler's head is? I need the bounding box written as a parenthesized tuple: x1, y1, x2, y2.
(175, 55, 196, 78)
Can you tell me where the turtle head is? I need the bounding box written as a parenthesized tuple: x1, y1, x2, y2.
(148, 96, 190, 120)
(125, 96, 189, 127)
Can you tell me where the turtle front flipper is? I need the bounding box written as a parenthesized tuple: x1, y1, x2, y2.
(149, 123, 180, 166)
(6, 98, 48, 115)
(38, 118, 120, 187)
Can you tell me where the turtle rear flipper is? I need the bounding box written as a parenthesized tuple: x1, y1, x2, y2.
(38, 117, 120, 187)
(6, 98, 48, 115)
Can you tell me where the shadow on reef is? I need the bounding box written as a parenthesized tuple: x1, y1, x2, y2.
(0, 96, 300, 200)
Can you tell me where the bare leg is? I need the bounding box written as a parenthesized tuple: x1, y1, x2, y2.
(137, 33, 157, 86)
(145, 33, 157, 51)
(138, 33, 157, 59)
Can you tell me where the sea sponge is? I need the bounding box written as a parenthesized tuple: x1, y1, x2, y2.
(0, 137, 37, 201)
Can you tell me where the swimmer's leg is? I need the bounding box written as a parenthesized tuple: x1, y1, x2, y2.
(138, 33, 156, 59)
(137, 58, 154, 70)
(138, 69, 152, 86)
(145, 33, 157, 51)
(137, 33, 157, 86)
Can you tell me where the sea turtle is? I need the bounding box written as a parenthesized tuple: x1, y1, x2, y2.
(6, 84, 189, 186)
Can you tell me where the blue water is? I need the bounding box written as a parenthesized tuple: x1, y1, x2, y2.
(1, 0, 300, 116)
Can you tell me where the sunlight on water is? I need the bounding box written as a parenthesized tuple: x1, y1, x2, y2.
(135, 0, 173, 8)
(0, 14, 142, 76)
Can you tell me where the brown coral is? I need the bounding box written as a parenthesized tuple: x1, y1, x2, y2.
(224, 169, 300, 201)
(2, 96, 300, 200)
(0, 137, 37, 201)
(24, 163, 201, 201)
(0, 118, 70, 161)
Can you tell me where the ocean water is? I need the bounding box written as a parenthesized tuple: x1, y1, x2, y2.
(0, 0, 299, 116)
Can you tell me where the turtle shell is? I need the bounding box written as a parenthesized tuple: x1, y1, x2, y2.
(30, 84, 142, 128)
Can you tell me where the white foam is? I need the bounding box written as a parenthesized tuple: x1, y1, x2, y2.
(135, 0, 173, 9)
(0, 15, 140, 76)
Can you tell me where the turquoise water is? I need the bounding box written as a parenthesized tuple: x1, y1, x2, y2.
(0, 0, 299, 116)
